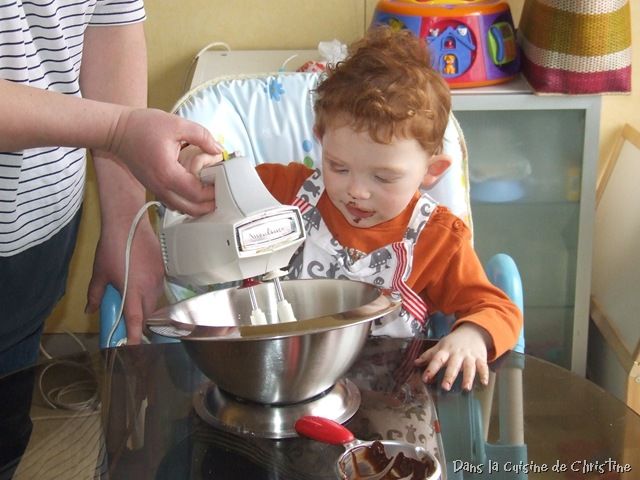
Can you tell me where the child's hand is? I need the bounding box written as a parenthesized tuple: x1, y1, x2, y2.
(414, 323, 491, 391)
(179, 144, 224, 177)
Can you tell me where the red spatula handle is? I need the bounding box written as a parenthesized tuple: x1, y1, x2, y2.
(294, 416, 355, 445)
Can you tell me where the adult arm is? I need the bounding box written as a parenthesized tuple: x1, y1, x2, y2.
(0, 75, 219, 216)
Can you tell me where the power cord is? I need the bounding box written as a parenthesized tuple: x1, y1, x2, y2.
(183, 41, 231, 92)
(37, 360, 99, 412)
(279, 54, 299, 72)
(36, 330, 99, 414)
(105, 200, 162, 348)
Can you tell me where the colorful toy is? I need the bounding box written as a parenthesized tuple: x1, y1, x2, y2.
(371, 0, 521, 88)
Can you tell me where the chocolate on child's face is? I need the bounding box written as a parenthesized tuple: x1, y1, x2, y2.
(321, 125, 429, 228)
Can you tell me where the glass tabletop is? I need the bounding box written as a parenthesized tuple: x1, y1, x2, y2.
(1, 337, 638, 479)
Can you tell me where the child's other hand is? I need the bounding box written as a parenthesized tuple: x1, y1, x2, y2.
(414, 323, 491, 391)
(179, 144, 224, 177)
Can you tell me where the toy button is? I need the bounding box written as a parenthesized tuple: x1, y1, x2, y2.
(453, 220, 463, 230)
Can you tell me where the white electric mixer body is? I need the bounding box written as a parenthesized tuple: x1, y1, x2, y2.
(159, 155, 305, 288)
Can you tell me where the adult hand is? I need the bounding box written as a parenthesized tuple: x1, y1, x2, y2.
(178, 144, 224, 176)
(107, 108, 223, 217)
(85, 214, 164, 344)
(414, 323, 491, 391)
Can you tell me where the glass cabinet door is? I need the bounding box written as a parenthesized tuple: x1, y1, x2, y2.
(453, 100, 599, 373)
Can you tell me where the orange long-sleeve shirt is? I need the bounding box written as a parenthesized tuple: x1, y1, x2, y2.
(257, 162, 522, 360)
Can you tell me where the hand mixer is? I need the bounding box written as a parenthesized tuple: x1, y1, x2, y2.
(159, 154, 306, 324)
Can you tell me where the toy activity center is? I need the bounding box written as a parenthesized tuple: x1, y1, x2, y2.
(372, 0, 521, 88)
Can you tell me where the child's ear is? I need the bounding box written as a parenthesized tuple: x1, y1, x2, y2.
(313, 125, 322, 141)
(421, 154, 452, 188)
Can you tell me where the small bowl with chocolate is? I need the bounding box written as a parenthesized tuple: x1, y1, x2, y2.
(295, 416, 441, 480)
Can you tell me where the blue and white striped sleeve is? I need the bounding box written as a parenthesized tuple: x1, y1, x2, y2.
(90, 0, 146, 26)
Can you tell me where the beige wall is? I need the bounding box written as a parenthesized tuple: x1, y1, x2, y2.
(47, 0, 639, 333)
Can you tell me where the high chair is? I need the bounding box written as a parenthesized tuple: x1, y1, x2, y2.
(100, 69, 526, 479)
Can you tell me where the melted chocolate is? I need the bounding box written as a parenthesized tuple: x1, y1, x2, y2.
(340, 440, 436, 479)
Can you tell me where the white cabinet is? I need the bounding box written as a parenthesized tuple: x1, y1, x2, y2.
(190, 50, 600, 375)
(453, 80, 601, 375)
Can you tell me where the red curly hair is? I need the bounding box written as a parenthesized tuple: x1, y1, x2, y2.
(314, 27, 451, 156)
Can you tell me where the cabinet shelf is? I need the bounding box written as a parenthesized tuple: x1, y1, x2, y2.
(471, 199, 581, 207)
(455, 91, 601, 375)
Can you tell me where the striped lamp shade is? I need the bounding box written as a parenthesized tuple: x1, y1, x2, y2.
(518, 0, 631, 94)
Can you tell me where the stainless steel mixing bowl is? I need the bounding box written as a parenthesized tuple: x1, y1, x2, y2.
(146, 279, 399, 404)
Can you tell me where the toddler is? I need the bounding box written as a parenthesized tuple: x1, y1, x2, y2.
(180, 27, 522, 391)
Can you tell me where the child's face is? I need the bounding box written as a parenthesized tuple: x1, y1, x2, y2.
(320, 123, 434, 228)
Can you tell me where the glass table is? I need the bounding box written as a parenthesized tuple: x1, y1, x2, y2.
(1, 338, 638, 479)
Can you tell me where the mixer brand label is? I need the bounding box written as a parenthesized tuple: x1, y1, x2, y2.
(249, 224, 289, 241)
(238, 210, 303, 251)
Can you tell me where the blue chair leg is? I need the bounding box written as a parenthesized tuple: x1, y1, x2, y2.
(100, 283, 179, 348)
(100, 284, 127, 349)
(484, 253, 525, 354)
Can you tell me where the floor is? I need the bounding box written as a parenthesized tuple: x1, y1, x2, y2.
(10, 333, 107, 479)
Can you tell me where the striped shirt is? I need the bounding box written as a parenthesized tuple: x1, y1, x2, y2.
(0, 0, 145, 256)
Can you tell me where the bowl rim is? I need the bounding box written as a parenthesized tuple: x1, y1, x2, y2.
(145, 279, 401, 342)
